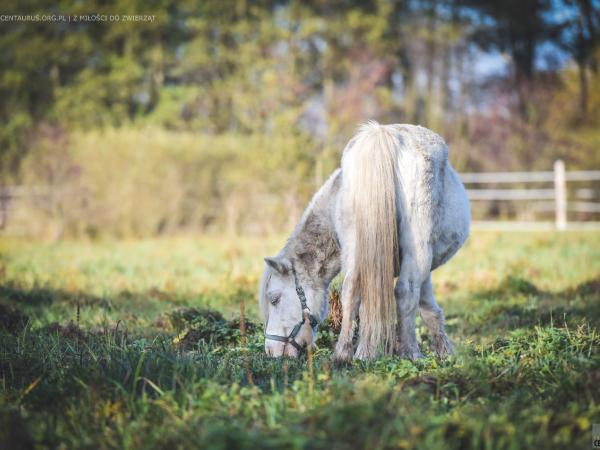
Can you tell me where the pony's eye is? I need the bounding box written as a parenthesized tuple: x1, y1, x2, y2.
(270, 294, 281, 306)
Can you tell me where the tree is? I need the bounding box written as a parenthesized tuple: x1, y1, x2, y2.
(557, 0, 600, 120)
(457, 0, 559, 119)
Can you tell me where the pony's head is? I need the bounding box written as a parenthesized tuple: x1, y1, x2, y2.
(259, 255, 318, 358)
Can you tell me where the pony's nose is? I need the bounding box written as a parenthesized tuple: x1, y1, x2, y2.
(265, 340, 300, 358)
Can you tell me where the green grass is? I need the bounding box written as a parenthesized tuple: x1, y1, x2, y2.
(1, 231, 599, 449)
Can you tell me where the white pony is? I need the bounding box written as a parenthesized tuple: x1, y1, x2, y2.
(259, 122, 470, 361)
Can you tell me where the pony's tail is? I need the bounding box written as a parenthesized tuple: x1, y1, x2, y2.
(342, 121, 400, 357)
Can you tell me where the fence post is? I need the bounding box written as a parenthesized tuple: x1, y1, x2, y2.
(554, 159, 567, 230)
(0, 189, 6, 229)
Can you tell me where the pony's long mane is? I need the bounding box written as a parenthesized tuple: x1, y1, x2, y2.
(258, 169, 342, 325)
(342, 121, 400, 355)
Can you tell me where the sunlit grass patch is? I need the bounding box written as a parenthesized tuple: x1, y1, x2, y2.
(0, 230, 599, 448)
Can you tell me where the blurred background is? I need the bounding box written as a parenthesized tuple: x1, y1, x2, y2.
(1, 0, 599, 239)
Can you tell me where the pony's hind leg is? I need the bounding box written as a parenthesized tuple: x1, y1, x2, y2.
(395, 277, 423, 360)
(395, 247, 431, 360)
(333, 271, 359, 364)
(419, 275, 453, 357)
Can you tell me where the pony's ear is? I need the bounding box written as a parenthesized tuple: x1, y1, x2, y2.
(264, 256, 291, 275)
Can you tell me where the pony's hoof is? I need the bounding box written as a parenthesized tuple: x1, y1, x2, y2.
(333, 343, 353, 366)
(397, 345, 423, 361)
(432, 335, 454, 358)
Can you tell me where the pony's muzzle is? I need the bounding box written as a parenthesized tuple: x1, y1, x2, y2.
(265, 340, 299, 358)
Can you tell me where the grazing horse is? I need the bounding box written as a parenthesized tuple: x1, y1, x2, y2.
(259, 122, 470, 361)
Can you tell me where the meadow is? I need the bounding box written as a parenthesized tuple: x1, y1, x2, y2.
(0, 230, 599, 449)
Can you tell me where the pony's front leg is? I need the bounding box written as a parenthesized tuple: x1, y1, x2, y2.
(333, 272, 358, 364)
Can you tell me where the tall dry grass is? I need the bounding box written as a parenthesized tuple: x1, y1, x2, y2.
(12, 127, 320, 238)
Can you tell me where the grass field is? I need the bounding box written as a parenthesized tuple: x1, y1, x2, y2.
(1, 231, 599, 449)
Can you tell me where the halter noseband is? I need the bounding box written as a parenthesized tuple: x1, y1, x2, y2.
(264, 264, 319, 352)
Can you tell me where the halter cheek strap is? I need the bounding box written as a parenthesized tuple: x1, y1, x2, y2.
(264, 264, 319, 352)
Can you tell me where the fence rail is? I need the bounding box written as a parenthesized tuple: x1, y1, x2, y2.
(466, 189, 556, 200)
(460, 169, 600, 183)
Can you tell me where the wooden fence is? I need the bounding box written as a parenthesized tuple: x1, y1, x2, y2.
(462, 160, 600, 230)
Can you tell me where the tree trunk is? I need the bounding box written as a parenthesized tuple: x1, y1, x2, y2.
(578, 61, 588, 120)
